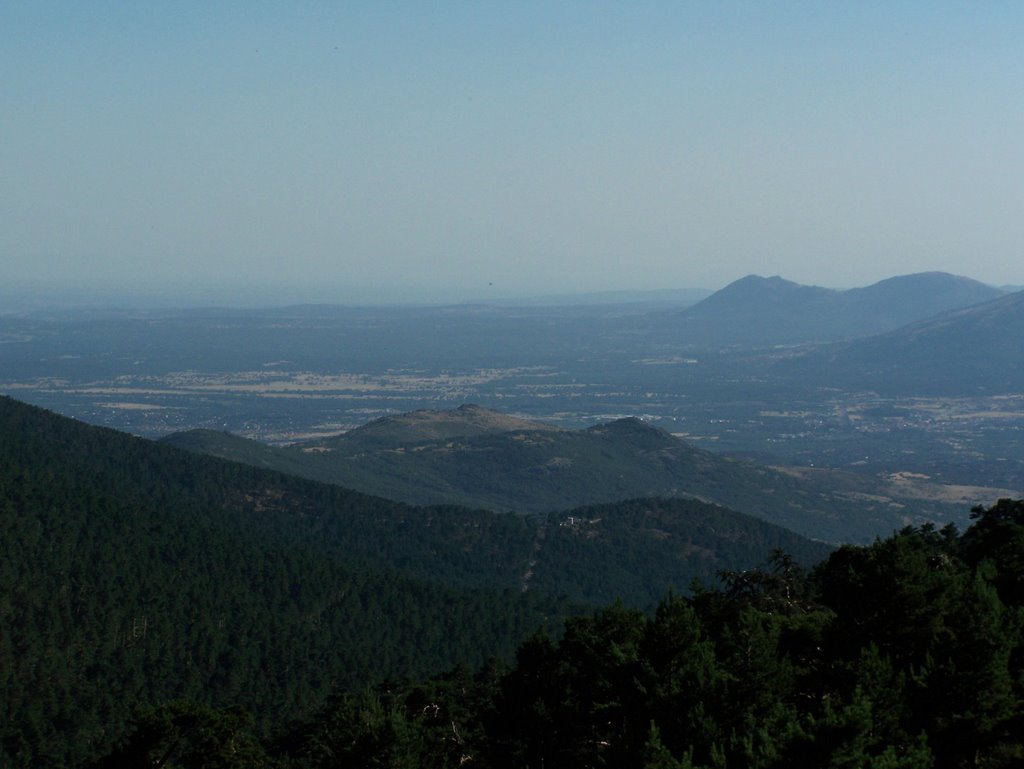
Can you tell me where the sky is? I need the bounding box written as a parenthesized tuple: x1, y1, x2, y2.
(2, 2, 1023, 303)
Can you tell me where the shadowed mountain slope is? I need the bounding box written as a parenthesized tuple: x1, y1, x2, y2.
(779, 288, 1024, 395)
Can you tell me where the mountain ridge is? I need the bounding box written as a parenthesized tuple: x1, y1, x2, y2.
(674, 271, 1004, 346)
(161, 404, 1006, 542)
(323, 402, 562, 445)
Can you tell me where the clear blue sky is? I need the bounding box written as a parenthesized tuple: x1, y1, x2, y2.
(3, 2, 1023, 301)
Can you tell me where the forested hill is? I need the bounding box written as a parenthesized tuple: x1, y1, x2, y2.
(0, 395, 831, 766)
(0, 395, 570, 766)
(93, 502, 1024, 769)
(162, 404, 969, 543)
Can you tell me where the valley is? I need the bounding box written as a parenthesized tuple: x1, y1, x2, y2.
(3, 271, 1024, 767)
(3, 295, 1023, 494)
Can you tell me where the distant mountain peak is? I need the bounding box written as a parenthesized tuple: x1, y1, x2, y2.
(585, 416, 679, 446)
(592, 416, 658, 433)
(737, 274, 792, 285)
(719, 274, 807, 293)
(851, 271, 998, 297)
(674, 271, 1004, 346)
(689, 275, 835, 308)
(338, 404, 562, 444)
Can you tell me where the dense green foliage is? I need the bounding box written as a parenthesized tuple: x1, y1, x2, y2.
(0, 397, 567, 766)
(10, 393, 1019, 767)
(0, 396, 833, 766)
(94, 500, 1024, 769)
(533, 498, 832, 606)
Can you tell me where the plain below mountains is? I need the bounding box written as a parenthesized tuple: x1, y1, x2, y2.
(161, 404, 1005, 543)
(671, 271, 1003, 347)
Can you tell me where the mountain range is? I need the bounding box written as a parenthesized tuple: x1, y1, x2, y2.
(160, 404, 1013, 543)
(672, 271, 1004, 346)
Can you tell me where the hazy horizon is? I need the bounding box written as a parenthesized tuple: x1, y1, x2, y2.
(3, 269, 1021, 313)
(4, 3, 1023, 298)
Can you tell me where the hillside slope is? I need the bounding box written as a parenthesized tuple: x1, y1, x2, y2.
(0, 397, 567, 767)
(779, 289, 1024, 395)
(163, 405, 984, 542)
